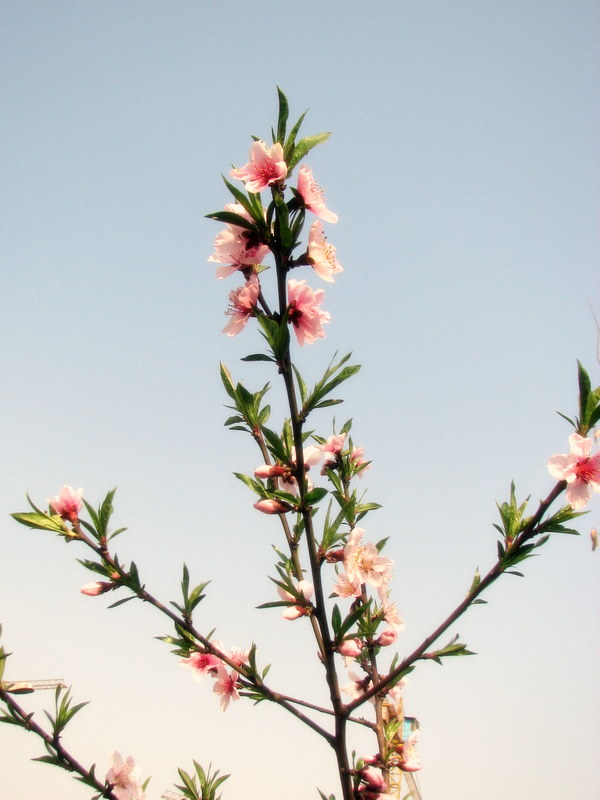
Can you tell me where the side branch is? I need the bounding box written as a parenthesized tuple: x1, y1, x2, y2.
(348, 480, 567, 711)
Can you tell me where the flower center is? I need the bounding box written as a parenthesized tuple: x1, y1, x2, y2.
(575, 457, 596, 484)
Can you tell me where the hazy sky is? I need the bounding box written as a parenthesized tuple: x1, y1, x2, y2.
(1, 2, 599, 799)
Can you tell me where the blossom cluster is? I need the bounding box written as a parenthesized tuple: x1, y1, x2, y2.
(180, 640, 249, 711)
(253, 433, 371, 516)
(208, 137, 342, 346)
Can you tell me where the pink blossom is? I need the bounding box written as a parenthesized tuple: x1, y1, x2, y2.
(223, 274, 260, 337)
(287, 279, 330, 346)
(277, 579, 314, 620)
(323, 434, 346, 458)
(322, 434, 347, 473)
(341, 669, 371, 700)
(230, 140, 287, 193)
(106, 751, 146, 800)
(381, 600, 405, 632)
(547, 433, 600, 509)
(213, 664, 240, 711)
(297, 165, 338, 223)
(254, 498, 293, 514)
(209, 204, 269, 278)
(360, 754, 380, 767)
(385, 681, 407, 713)
(180, 650, 221, 679)
(351, 447, 371, 478)
(80, 581, 114, 596)
(343, 528, 393, 590)
(307, 221, 343, 282)
(49, 485, 83, 523)
(332, 570, 362, 599)
(215, 641, 250, 669)
(396, 730, 422, 772)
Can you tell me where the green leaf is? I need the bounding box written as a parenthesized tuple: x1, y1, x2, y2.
(287, 132, 331, 171)
(233, 472, 265, 496)
(241, 353, 275, 362)
(331, 604, 342, 634)
(220, 363, 237, 400)
(338, 603, 369, 639)
(276, 86, 289, 143)
(107, 595, 136, 609)
(556, 410, 576, 427)
(577, 360, 591, 429)
(11, 512, 65, 534)
(283, 110, 308, 163)
(304, 487, 328, 506)
(205, 210, 255, 231)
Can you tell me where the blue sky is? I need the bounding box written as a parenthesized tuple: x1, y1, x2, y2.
(1, 2, 599, 799)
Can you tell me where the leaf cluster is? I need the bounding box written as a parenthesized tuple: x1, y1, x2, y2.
(494, 483, 583, 577)
(557, 361, 600, 434)
(296, 353, 360, 423)
(220, 363, 271, 436)
(426, 634, 475, 665)
(175, 761, 229, 800)
(169, 564, 210, 623)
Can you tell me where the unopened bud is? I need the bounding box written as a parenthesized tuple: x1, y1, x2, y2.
(80, 581, 114, 596)
(359, 766, 386, 792)
(375, 628, 398, 647)
(253, 498, 292, 514)
(254, 464, 289, 479)
(337, 638, 363, 658)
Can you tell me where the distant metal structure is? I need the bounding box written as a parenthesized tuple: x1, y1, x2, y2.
(1, 678, 66, 695)
(382, 700, 423, 800)
(403, 771, 423, 800)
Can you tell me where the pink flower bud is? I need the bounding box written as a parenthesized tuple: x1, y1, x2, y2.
(80, 581, 114, 596)
(253, 498, 292, 514)
(360, 754, 379, 766)
(359, 766, 386, 792)
(337, 638, 363, 658)
(49, 485, 83, 523)
(254, 464, 289, 479)
(375, 628, 398, 647)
